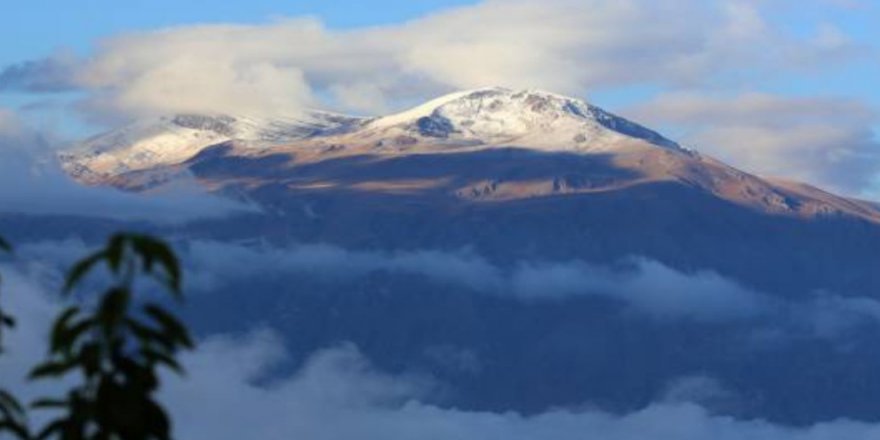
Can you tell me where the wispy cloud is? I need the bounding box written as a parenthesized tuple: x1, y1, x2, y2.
(0, 52, 79, 94)
(178, 240, 766, 322)
(19, 235, 880, 335)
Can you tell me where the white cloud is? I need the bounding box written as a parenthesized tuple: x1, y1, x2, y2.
(0, 109, 258, 223)
(175, 241, 766, 322)
(0, 262, 76, 415)
(1, 0, 869, 120)
(4, 289, 880, 440)
(182, 240, 503, 292)
(2, 0, 875, 196)
(511, 258, 768, 321)
(161, 328, 880, 440)
(628, 93, 880, 195)
(9, 237, 768, 323)
(5, 246, 880, 439)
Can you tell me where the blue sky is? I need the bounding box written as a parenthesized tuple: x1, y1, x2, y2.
(0, 0, 475, 133)
(0, 0, 478, 66)
(1, 0, 876, 117)
(1, 0, 878, 197)
(3, 1, 875, 101)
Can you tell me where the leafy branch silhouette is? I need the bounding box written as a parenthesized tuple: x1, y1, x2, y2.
(0, 233, 193, 440)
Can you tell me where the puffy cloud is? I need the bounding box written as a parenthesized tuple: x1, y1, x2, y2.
(0, 0, 870, 120)
(2, 0, 875, 196)
(74, 19, 321, 121)
(6, 269, 880, 440)
(511, 258, 768, 321)
(0, 109, 258, 223)
(162, 328, 880, 440)
(628, 93, 880, 195)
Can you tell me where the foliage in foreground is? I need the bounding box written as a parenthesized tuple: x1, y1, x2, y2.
(0, 233, 192, 440)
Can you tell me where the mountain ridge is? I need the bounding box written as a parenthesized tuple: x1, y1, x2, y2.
(60, 87, 680, 178)
(58, 87, 880, 224)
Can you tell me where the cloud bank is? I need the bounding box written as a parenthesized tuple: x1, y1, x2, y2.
(160, 330, 880, 440)
(0, 109, 257, 223)
(20, 237, 880, 333)
(3, 265, 880, 440)
(6, 242, 880, 439)
(630, 93, 880, 195)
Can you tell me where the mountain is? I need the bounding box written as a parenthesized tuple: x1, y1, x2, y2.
(36, 87, 880, 424)
(62, 86, 880, 222)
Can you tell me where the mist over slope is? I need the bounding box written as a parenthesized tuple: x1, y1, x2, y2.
(7, 87, 880, 425)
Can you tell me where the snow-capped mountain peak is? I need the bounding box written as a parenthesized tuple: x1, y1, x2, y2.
(363, 87, 680, 150)
(60, 110, 367, 182)
(55, 87, 880, 224)
(61, 87, 683, 183)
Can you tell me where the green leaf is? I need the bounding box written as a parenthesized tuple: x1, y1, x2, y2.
(29, 358, 79, 379)
(79, 343, 101, 377)
(59, 319, 96, 358)
(105, 234, 127, 274)
(0, 390, 24, 415)
(49, 306, 80, 353)
(115, 356, 158, 392)
(0, 390, 26, 432)
(141, 347, 184, 374)
(143, 397, 171, 440)
(97, 288, 130, 335)
(30, 398, 69, 409)
(144, 304, 194, 349)
(125, 318, 175, 351)
(130, 235, 182, 297)
(34, 418, 66, 440)
(0, 420, 30, 439)
(63, 250, 107, 294)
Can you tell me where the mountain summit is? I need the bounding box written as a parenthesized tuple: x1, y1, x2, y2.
(360, 87, 680, 150)
(61, 87, 680, 181)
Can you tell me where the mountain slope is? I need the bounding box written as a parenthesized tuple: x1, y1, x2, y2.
(357, 86, 680, 150)
(60, 87, 880, 223)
